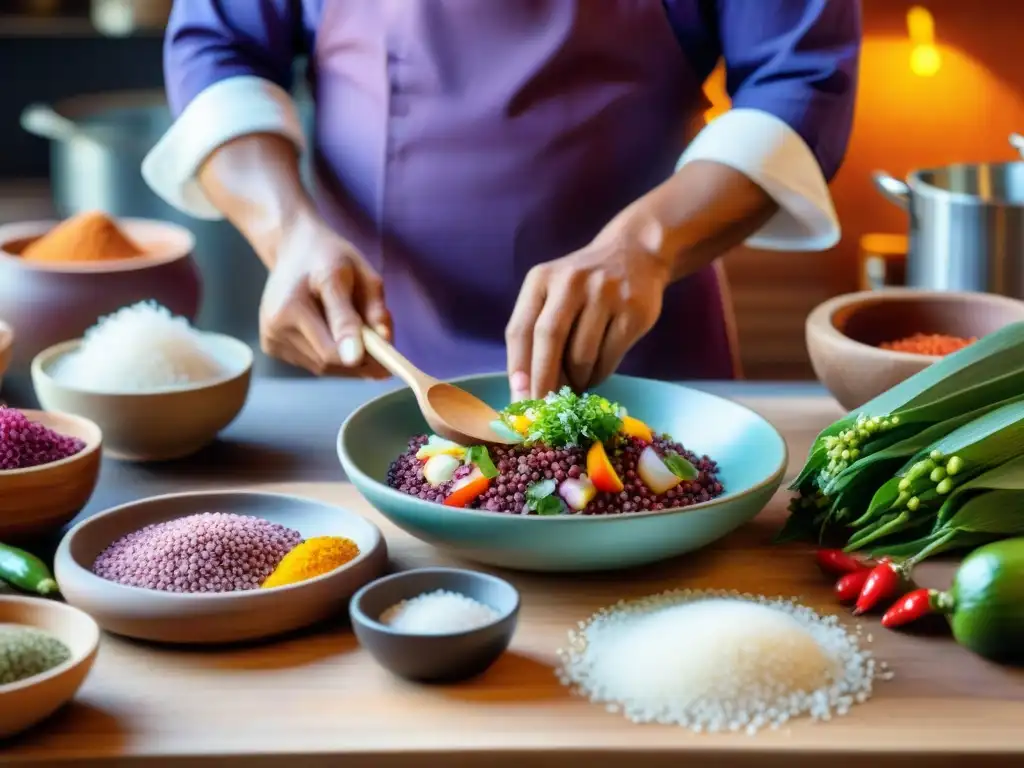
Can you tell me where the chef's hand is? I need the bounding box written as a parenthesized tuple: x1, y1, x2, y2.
(506, 213, 671, 401)
(260, 212, 393, 377)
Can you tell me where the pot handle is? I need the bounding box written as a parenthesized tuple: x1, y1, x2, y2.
(872, 171, 910, 210)
(1010, 133, 1024, 158)
(20, 103, 102, 146)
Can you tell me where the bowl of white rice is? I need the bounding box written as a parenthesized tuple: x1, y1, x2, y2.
(30, 302, 253, 462)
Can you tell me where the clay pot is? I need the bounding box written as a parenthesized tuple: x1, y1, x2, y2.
(0, 218, 201, 371)
(806, 289, 1024, 411)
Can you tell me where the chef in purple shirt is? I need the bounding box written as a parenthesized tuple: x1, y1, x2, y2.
(143, 1, 860, 400)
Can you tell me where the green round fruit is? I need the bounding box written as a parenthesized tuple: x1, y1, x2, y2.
(950, 539, 1024, 664)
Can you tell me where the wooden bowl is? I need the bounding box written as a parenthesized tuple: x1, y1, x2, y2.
(31, 335, 253, 462)
(807, 289, 1024, 411)
(0, 596, 100, 739)
(0, 318, 11, 392)
(0, 409, 102, 540)
(54, 490, 388, 644)
(0, 218, 201, 370)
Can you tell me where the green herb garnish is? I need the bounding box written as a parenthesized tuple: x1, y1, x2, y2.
(464, 445, 499, 479)
(526, 478, 557, 503)
(534, 495, 567, 516)
(503, 387, 623, 448)
(525, 478, 566, 516)
(664, 452, 699, 482)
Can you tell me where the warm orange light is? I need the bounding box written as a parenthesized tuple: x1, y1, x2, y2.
(907, 6, 941, 76)
(703, 60, 729, 122)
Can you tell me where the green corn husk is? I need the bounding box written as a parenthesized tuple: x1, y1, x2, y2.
(790, 322, 1024, 493)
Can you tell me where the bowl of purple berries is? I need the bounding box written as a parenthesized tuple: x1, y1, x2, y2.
(338, 374, 787, 573)
(0, 407, 102, 540)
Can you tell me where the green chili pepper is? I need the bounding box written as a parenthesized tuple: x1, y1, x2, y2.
(0, 543, 58, 596)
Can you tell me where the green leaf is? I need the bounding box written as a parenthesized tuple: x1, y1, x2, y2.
(916, 400, 1024, 470)
(525, 478, 556, 504)
(663, 452, 699, 482)
(534, 495, 567, 516)
(937, 488, 1024, 535)
(774, 513, 817, 543)
(464, 445, 499, 479)
(934, 453, 1024, 528)
(867, 529, 996, 560)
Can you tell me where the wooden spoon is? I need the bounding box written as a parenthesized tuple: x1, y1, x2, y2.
(361, 328, 520, 445)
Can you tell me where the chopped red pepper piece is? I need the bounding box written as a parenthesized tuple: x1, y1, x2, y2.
(443, 474, 491, 508)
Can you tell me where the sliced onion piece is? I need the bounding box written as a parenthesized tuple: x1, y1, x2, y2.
(637, 446, 682, 495)
(423, 454, 461, 487)
(559, 474, 597, 511)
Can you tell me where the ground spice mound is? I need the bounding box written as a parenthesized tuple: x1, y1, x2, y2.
(20, 210, 145, 263)
(557, 589, 892, 735)
(0, 407, 86, 470)
(387, 435, 722, 514)
(879, 333, 976, 356)
(91, 512, 302, 593)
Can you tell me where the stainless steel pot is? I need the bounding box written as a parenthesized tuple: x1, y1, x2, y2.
(19, 89, 315, 380)
(873, 135, 1024, 299)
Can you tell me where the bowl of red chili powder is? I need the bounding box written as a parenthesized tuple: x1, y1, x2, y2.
(806, 288, 1024, 410)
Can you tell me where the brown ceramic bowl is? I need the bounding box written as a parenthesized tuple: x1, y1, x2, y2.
(0, 596, 100, 739)
(806, 289, 1024, 411)
(32, 336, 253, 462)
(0, 318, 12, 393)
(0, 217, 202, 370)
(0, 409, 103, 540)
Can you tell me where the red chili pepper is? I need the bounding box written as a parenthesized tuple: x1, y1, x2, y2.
(834, 569, 871, 603)
(816, 549, 871, 576)
(881, 588, 936, 628)
(854, 560, 903, 615)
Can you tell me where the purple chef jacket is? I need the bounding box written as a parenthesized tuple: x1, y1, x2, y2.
(157, 0, 859, 381)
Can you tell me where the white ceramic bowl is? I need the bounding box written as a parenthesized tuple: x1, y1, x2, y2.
(54, 490, 388, 644)
(32, 334, 253, 462)
(0, 596, 100, 739)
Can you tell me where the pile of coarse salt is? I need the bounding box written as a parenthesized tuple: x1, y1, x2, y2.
(556, 589, 892, 735)
(380, 589, 499, 634)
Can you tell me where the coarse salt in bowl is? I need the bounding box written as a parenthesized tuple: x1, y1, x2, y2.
(31, 302, 253, 462)
(350, 567, 520, 682)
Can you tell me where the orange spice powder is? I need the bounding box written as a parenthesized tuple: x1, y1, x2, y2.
(879, 333, 977, 356)
(20, 211, 145, 263)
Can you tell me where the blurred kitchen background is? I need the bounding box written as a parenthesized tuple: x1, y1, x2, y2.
(0, 0, 1022, 381)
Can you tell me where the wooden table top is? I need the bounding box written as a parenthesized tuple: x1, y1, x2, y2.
(5, 391, 1024, 767)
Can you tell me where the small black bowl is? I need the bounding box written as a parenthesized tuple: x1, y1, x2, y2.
(349, 567, 519, 683)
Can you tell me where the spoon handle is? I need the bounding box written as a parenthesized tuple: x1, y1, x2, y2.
(361, 327, 436, 391)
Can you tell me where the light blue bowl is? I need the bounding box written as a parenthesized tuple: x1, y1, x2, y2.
(338, 374, 787, 572)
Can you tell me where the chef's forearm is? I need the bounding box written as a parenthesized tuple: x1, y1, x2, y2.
(615, 159, 778, 282)
(197, 133, 315, 269)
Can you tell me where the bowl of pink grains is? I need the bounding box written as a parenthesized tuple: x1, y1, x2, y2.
(0, 406, 102, 539)
(339, 374, 787, 573)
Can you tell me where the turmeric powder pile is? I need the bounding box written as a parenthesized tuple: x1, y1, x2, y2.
(261, 536, 361, 589)
(20, 210, 145, 264)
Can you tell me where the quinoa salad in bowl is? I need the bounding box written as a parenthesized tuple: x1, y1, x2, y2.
(386, 388, 723, 516)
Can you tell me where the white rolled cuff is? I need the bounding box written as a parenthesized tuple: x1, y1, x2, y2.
(141, 76, 306, 221)
(677, 108, 840, 251)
